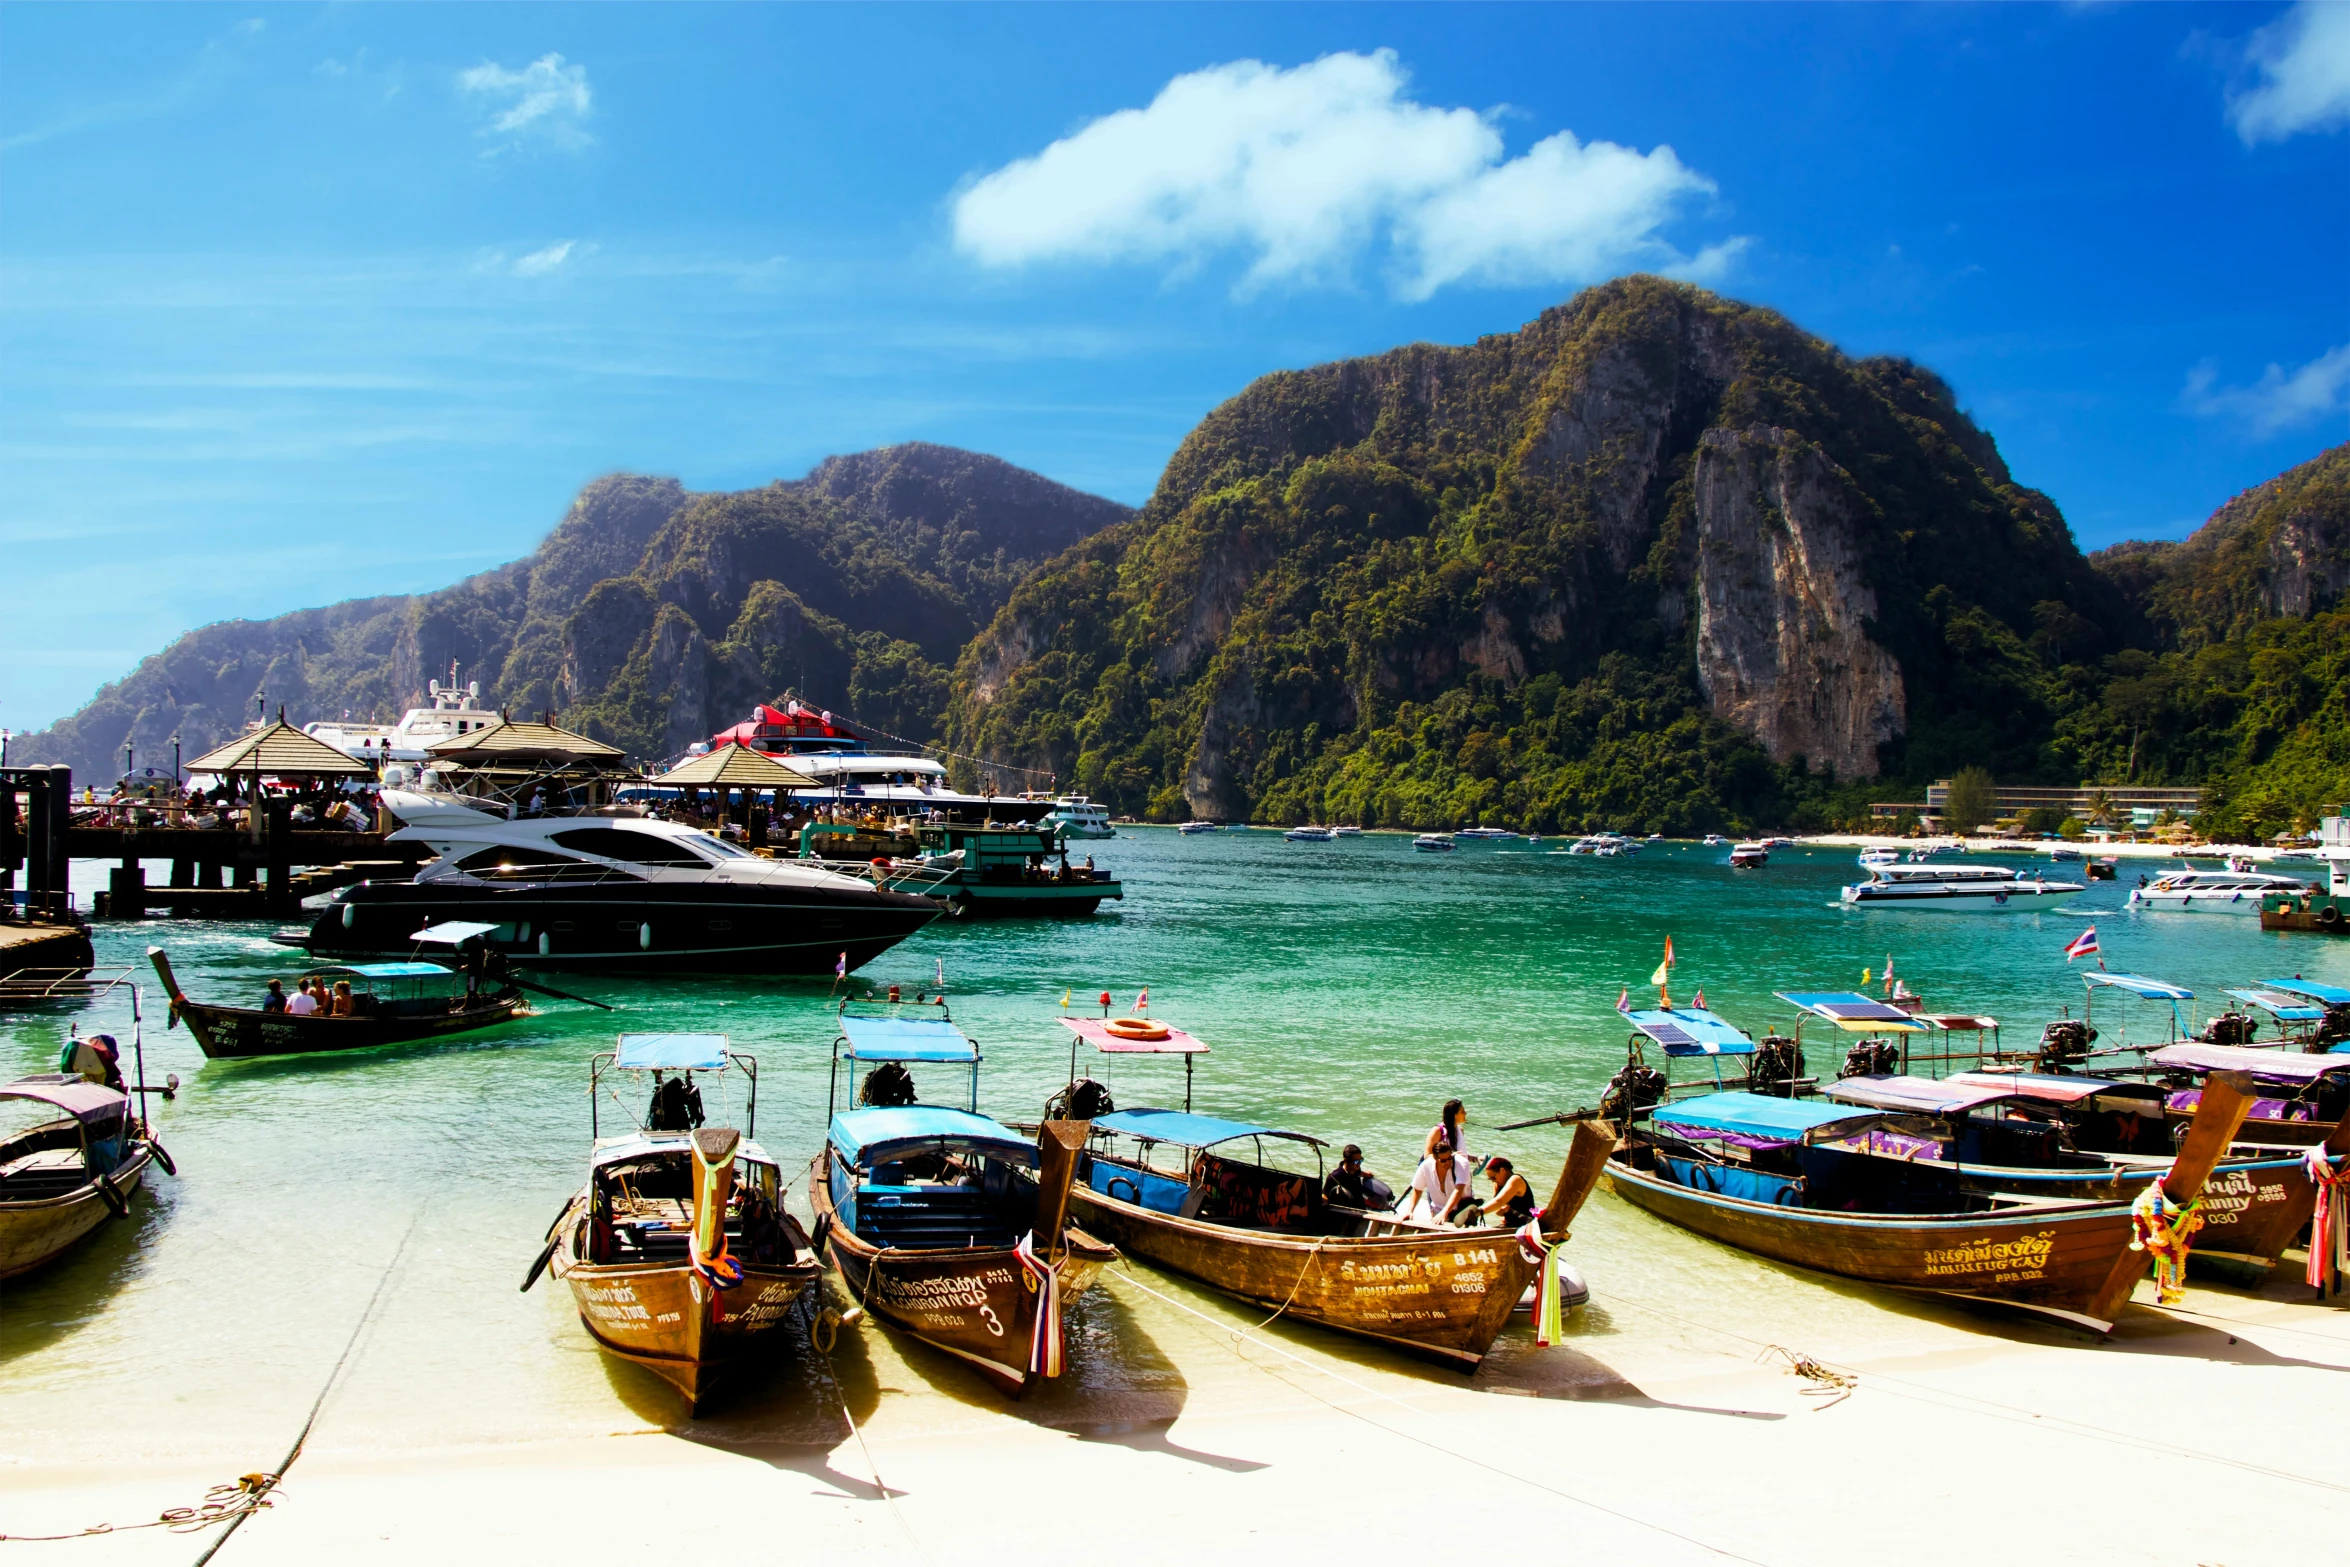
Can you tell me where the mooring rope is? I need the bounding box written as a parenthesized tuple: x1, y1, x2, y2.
(1107, 1263, 1771, 1566)
(802, 1288, 932, 1567)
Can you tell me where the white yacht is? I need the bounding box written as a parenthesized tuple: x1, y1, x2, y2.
(1284, 825, 1336, 842)
(1703, 834, 1729, 847)
(1857, 848, 1901, 867)
(711, 703, 1049, 823)
(1041, 796, 1116, 839)
(1729, 842, 1769, 867)
(1454, 827, 1515, 840)
(1332, 826, 1363, 838)
(306, 670, 503, 763)
(1412, 833, 1456, 853)
(1842, 863, 2085, 912)
(1177, 820, 1220, 835)
(2128, 868, 2316, 914)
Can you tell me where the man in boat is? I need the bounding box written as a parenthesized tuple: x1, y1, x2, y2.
(1397, 1141, 1476, 1225)
(261, 979, 288, 1013)
(1321, 1145, 1391, 1210)
(288, 979, 321, 1017)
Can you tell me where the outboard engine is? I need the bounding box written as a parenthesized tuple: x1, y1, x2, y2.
(1839, 1040, 1901, 1079)
(859, 1061, 917, 1107)
(1750, 1035, 1805, 1096)
(2036, 1019, 2097, 1072)
(1044, 1077, 1116, 1120)
(2199, 1011, 2257, 1047)
(1599, 1062, 1669, 1122)
(2317, 1004, 2350, 1050)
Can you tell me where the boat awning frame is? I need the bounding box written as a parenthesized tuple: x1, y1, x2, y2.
(2150, 1043, 2350, 1082)
(1059, 1016, 1209, 1055)
(837, 1016, 980, 1063)
(1625, 1007, 1755, 1056)
(614, 1033, 731, 1071)
(2226, 988, 2327, 1023)
(1652, 1091, 1883, 1147)
(1, 1074, 130, 1123)
(1091, 1107, 1327, 1151)
(411, 920, 501, 946)
(829, 1106, 1037, 1170)
(1776, 992, 1928, 1031)
(1822, 1075, 2022, 1116)
(1944, 1070, 2161, 1106)
(2084, 973, 2195, 1001)
(2266, 979, 2350, 1006)
(318, 961, 457, 979)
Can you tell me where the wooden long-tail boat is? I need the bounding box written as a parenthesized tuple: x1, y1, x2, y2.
(1603, 1072, 2258, 1332)
(0, 1074, 172, 1278)
(1053, 1013, 1613, 1369)
(531, 1034, 821, 1410)
(150, 944, 528, 1060)
(809, 1003, 1113, 1397)
(2146, 1042, 2350, 1150)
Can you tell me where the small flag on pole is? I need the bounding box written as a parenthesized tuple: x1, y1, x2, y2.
(1060, 989, 1071, 1010)
(836, 951, 848, 979)
(1649, 937, 1674, 988)
(1861, 967, 1872, 986)
(1135, 987, 1149, 1011)
(2065, 926, 2100, 962)
(1616, 987, 1631, 1014)
(1693, 987, 1707, 1010)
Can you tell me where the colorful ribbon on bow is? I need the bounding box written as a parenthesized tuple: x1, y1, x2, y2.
(2129, 1180, 2203, 1306)
(1515, 1214, 1565, 1348)
(1014, 1230, 1065, 1378)
(2303, 1146, 2349, 1292)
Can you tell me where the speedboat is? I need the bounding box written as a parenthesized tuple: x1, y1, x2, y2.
(1177, 820, 1220, 835)
(1412, 834, 1456, 853)
(2128, 868, 2316, 914)
(1041, 796, 1116, 840)
(1284, 825, 1336, 842)
(1454, 827, 1515, 840)
(1225, 822, 1253, 832)
(1857, 848, 1901, 868)
(1332, 826, 1363, 837)
(1841, 863, 2085, 911)
(1703, 834, 1729, 847)
(1566, 836, 1606, 855)
(1729, 843, 1769, 867)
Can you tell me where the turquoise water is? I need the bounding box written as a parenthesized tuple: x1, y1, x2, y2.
(6, 832, 2345, 1459)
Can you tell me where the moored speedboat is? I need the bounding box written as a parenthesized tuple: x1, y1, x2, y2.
(1041, 795, 1117, 840)
(1857, 848, 1901, 868)
(1841, 863, 2084, 911)
(1284, 825, 1337, 842)
(534, 1033, 822, 1410)
(1332, 825, 1363, 837)
(1454, 827, 1515, 841)
(1177, 820, 1220, 835)
(2129, 867, 2316, 914)
(1729, 842, 1768, 867)
(886, 824, 1122, 917)
(1412, 833, 1456, 853)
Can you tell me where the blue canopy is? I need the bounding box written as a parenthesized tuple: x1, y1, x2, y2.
(2267, 978, 2350, 1005)
(1093, 1108, 1326, 1149)
(1653, 1091, 1881, 1145)
(1625, 1007, 1754, 1056)
(2227, 988, 2326, 1022)
(615, 1033, 729, 1071)
(838, 1015, 979, 1063)
(1777, 991, 1919, 1025)
(325, 961, 454, 979)
(2085, 973, 2194, 1000)
(410, 920, 501, 945)
(829, 1106, 1035, 1168)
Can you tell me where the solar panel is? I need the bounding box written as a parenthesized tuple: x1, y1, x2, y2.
(1816, 1001, 1912, 1022)
(1636, 1021, 1701, 1049)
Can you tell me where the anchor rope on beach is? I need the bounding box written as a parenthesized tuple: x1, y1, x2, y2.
(1107, 1263, 1771, 1567)
(1758, 1344, 1855, 1409)
(800, 1288, 934, 1567)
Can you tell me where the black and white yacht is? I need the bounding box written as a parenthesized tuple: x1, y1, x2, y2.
(286, 788, 942, 975)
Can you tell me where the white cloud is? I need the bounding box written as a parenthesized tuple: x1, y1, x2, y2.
(512, 240, 576, 277)
(951, 50, 1731, 299)
(2180, 343, 2350, 437)
(2227, 2, 2350, 143)
(458, 52, 591, 153)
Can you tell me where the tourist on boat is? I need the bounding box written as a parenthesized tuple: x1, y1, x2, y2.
(330, 980, 356, 1017)
(1322, 1144, 1384, 1209)
(1397, 1142, 1475, 1225)
(1461, 1156, 1535, 1229)
(287, 979, 321, 1016)
(261, 979, 288, 1013)
(1424, 1098, 1468, 1158)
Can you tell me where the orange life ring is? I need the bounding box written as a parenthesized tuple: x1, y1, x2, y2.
(1105, 1016, 1169, 1041)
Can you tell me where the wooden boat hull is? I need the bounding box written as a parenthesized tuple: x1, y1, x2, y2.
(0, 1146, 152, 1279)
(1954, 1155, 2316, 1276)
(809, 1167, 1112, 1397)
(1604, 1156, 2146, 1331)
(551, 1199, 822, 1408)
(170, 992, 529, 1059)
(1068, 1186, 1533, 1368)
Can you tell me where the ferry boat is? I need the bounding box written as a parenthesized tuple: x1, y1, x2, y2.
(1454, 827, 1515, 840)
(306, 668, 503, 763)
(1412, 833, 1456, 853)
(1040, 796, 1116, 839)
(1283, 825, 1336, 842)
(2128, 867, 2316, 914)
(884, 824, 1122, 917)
(1177, 820, 1220, 835)
(715, 704, 1050, 824)
(1729, 842, 1768, 868)
(1841, 863, 2085, 912)
(1332, 826, 1363, 837)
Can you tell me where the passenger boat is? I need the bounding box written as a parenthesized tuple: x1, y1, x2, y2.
(149, 940, 529, 1060)
(709, 702, 1053, 825)
(1412, 833, 1456, 853)
(885, 823, 1122, 916)
(1454, 827, 1515, 841)
(2260, 839, 2350, 933)
(1284, 825, 1337, 842)
(808, 1005, 1114, 1396)
(2130, 867, 2316, 914)
(1729, 842, 1768, 867)
(1332, 826, 1363, 837)
(1056, 1014, 1613, 1369)
(1857, 848, 1901, 868)
(532, 1033, 822, 1410)
(1840, 863, 2085, 911)
(1, 1071, 172, 1279)
(1177, 820, 1220, 835)
(1040, 795, 1117, 840)
(2149, 1043, 2350, 1151)
(1603, 1073, 2258, 1331)
(1703, 834, 1729, 847)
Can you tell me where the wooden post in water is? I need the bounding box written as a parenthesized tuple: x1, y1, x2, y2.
(1543, 1118, 1618, 1241)
(2086, 1070, 2256, 1326)
(1033, 1118, 1089, 1260)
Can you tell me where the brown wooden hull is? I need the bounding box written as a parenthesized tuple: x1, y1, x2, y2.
(1604, 1156, 2147, 1331)
(809, 1169, 1112, 1397)
(1957, 1155, 2316, 1275)
(1068, 1186, 1531, 1369)
(0, 1146, 152, 1280)
(551, 1200, 822, 1407)
(172, 993, 528, 1059)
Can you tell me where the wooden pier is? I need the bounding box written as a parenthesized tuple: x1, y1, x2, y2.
(74, 820, 429, 920)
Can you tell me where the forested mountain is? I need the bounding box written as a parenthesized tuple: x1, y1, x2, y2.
(17, 444, 1131, 775)
(947, 277, 2143, 833)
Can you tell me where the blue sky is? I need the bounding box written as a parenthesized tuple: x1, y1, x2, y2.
(4, 2, 2346, 731)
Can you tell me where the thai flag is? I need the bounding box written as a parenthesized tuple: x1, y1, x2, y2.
(2064, 927, 2099, 962)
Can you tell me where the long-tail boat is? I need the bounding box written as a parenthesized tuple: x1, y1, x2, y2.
(1, 1073, 174, 1278)
(530, 1033, 822, 1410)
(2146, 1043, 2350, 1150)
(150, 939, 529, 1060)
(1603, 1072, 2258, 1331)
(809, 1003, 1113, 1396)
(1055, 1013, 1615, 1370)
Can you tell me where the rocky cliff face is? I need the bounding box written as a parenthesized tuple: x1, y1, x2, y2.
(950, 277, 2112, 829)
(19, 446, 1129, 775)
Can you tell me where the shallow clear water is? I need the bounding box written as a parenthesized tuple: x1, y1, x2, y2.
(6, 833, 2344, 1459)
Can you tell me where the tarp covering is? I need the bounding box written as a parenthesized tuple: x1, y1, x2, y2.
(838, 1016, 979, 1062)
(829, 1105, 1034, 1169)
(1653, 1091, 1880, 1146)
(1060, 1016, 1209, 1055)
(1945, 1070, 2156, 1105)
(2227, 988, 2327, 1022)
(1, 1073, 129, 1123)
(1822, 1075, 2016, 1115)
(2150, 1043, 2350, 1081)
(2264, 978, 2350, 1005)
(325, 962, 456, 979)
(411, 921, 500, 945)
(614, 1033, 729, 1071)
(1092, 1108, 1325, 1149)
(1625, 1007, 1754, 1056)
(1776, 991, 1921, 1025)
(2085, 972, 2195, 1001)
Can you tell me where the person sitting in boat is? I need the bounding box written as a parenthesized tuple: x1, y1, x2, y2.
(330, 979, 356, 1017)
(261, 979, 288, 1013)
(1397, 1142, 1475, 1225)
(287, 979, 321, 1017)
(1457, 1156, 1535, 1229)
(1321, 1144, 1393, 1210)
(1424, 1098, 1468, 1159)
